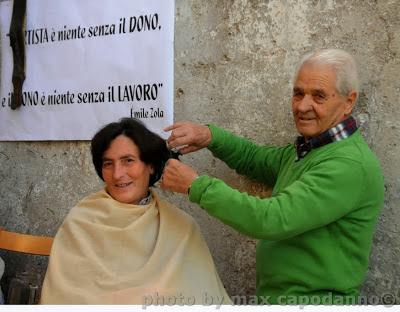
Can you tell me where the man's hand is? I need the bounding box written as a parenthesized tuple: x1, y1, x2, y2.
(160, 159, 199, 194)
(164, 121, 212, 154)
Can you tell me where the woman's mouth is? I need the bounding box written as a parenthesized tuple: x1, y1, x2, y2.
(114, 182, 133, 188)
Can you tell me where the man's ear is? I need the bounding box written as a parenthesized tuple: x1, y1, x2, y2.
(344, 90, 357, 114)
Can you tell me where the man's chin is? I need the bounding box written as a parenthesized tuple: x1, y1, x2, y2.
(296, 127, 317, 138)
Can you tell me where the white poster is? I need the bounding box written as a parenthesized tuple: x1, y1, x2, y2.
(0, 0, 174, 140)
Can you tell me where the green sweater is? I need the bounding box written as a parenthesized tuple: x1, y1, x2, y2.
(189, 124, 384, 304)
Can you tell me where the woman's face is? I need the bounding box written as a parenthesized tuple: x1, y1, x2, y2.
(102, 135, 154, 204)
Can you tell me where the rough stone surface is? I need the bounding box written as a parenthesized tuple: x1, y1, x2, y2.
(0, 0, 399, 304)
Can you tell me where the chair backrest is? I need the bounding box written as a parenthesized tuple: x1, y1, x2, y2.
(0, 227, 53, 256)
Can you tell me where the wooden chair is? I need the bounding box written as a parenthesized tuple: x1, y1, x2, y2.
(0, 227, 53, 256)
(0, 227, 54, 303)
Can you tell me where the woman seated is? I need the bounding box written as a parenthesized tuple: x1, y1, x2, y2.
(41, 118, 230, 304)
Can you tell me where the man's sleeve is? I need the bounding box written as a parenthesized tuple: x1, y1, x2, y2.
(207, 124, 289, 186)
(189, 157, 364, 241)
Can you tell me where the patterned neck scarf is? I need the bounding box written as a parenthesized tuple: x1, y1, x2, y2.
(295, 116, 358, 161)
(138, 192, 152, 205)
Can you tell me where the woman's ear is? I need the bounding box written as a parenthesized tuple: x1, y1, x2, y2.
(149, 164, 155, 175)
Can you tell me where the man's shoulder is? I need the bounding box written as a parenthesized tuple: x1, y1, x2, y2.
(317, 131, 380, 166)
(308, 132, 383, 191)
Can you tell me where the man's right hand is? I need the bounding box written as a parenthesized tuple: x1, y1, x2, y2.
(164, 121, 212, 154)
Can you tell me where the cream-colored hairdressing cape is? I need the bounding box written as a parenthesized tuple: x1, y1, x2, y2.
(41, 189, 231, 305)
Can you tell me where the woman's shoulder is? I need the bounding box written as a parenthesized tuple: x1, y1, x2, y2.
(153, 191, 198, 226)
(78, 188, 109, 203)
(64, 188, 108, 218)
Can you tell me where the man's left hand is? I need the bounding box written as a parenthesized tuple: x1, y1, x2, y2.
(160, 159, 199, 194)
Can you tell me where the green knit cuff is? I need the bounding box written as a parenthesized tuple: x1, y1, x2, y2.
(188, 175, 211, 205)
(207, 124, 224, 151)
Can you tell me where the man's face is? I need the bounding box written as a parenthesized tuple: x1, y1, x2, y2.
(291, 63, 356, 138)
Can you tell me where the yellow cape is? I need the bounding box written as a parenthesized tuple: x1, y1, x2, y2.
(41, 189, 231, 305)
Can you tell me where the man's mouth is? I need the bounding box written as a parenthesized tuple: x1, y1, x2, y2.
(299, 117, 315, 121)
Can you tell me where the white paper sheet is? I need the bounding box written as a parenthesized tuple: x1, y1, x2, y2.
(0, 0, 174, 140)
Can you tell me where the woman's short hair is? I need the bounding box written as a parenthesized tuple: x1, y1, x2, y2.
(91, 118, 170, 186)
(293, 48, 359, 99)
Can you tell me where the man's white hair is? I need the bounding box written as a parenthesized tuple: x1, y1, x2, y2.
(293, 49, 359, 99)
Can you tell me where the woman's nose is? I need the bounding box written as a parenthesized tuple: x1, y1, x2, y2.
(112, 163, 126, 179)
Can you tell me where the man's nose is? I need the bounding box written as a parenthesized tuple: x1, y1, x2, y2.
(112, 163, 126, 180)
(297, 95, 313, 113)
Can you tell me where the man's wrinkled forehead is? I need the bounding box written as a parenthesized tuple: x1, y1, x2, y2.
(293, 63, 337, 91)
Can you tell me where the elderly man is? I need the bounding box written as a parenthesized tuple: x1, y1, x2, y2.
(161, 49, 384, 304)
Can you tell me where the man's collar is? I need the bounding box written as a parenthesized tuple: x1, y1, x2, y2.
(295, 116, 358, 161)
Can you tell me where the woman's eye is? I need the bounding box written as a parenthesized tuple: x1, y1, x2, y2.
(124, 158, 135, 164)
(102, 162, 112, 168)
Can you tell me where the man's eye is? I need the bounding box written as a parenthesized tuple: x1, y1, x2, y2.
(293, 91, 303, 98)
(314, 93, 326, 99)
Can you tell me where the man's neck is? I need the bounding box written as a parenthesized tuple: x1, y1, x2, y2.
(295, 116, 358, 161)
